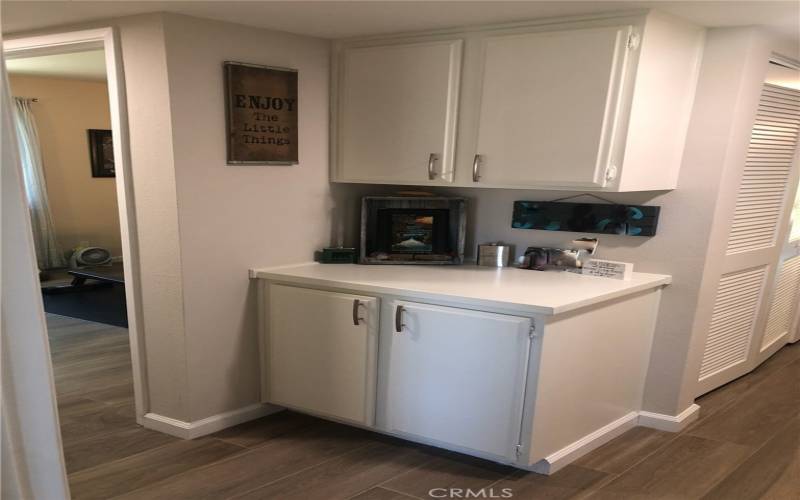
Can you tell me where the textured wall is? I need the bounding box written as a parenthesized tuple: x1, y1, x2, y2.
(162, 14, 353, 420)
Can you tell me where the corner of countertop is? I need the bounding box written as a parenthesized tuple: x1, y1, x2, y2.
(250, 261, 319, 279)
(651, 273, 673, 286)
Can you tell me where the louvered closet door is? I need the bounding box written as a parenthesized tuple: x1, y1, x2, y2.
(728, 85, 800, 255)
(697, 82, 800, 394)
(761, 255, 800, 351)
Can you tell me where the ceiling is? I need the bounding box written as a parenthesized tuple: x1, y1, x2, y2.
(2, 1, 799, 46)
(5, 50, 107, 81)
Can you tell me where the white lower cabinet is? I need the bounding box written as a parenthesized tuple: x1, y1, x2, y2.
(380, 301, 532, 461)
(262, 284, 379, 425)
(258, 277, 662, 473)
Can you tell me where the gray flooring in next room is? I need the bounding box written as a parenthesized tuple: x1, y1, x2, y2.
(49, 313, 799, 500)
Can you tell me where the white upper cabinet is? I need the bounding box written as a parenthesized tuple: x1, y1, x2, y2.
(331, 11, 704, 191)
(333, 39, 462, 184)
(474, 26, 632, 188)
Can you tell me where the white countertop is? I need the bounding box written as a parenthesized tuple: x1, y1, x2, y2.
(250, 263, 671, 316)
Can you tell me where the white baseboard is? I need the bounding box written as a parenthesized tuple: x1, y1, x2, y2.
(524, 404, 701, 475)
(527, 411, 639, 475)
(142, 413, 193, 439)
(142, 403, 282, 439)
(638, 404, 700, 432)
(143, 402, 701, 472)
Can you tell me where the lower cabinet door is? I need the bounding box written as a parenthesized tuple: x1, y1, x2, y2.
(383, 300, 532, 461)
(264, 284, 379, 426)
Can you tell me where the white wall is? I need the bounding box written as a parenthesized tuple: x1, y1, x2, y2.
(161, 14, 344, 420)
(112, 15, 190, 422)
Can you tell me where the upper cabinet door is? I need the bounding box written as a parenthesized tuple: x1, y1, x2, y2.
(334, 40, 462, 184)
(473, 26, 633, 188)
(331, 14, 703, 191)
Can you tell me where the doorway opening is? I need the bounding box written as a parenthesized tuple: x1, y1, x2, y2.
(4, 28, 150, 476)
(9, 49, 129, 327)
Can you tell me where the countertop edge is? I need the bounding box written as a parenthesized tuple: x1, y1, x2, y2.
(548, 276, 671, 315)
(249, 265, 671, 317)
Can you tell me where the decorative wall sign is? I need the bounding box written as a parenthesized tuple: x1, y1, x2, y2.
(87, 129, 115, 177)
(512, 201, 660, 236)
(224, 61, 298, 165)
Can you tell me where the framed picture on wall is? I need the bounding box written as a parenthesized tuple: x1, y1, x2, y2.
(87, 129, 115, 177)
(224, 61, 299, 165)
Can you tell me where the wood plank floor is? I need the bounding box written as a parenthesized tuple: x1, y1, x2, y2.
(49, 313, 800, 499)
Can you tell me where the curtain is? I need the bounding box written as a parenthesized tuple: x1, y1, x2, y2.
(13, 97, 65, 269)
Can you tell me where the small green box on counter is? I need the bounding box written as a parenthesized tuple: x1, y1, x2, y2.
(319, 247, 357, 264)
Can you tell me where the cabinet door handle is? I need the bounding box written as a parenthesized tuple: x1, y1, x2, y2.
(352, 299, 365, 326)
(428, 153, 438, 180)
(472, 154, 482, 182)
(395, 305, 405, 333)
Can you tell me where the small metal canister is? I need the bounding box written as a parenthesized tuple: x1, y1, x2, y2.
(477, 243, 512, 267)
